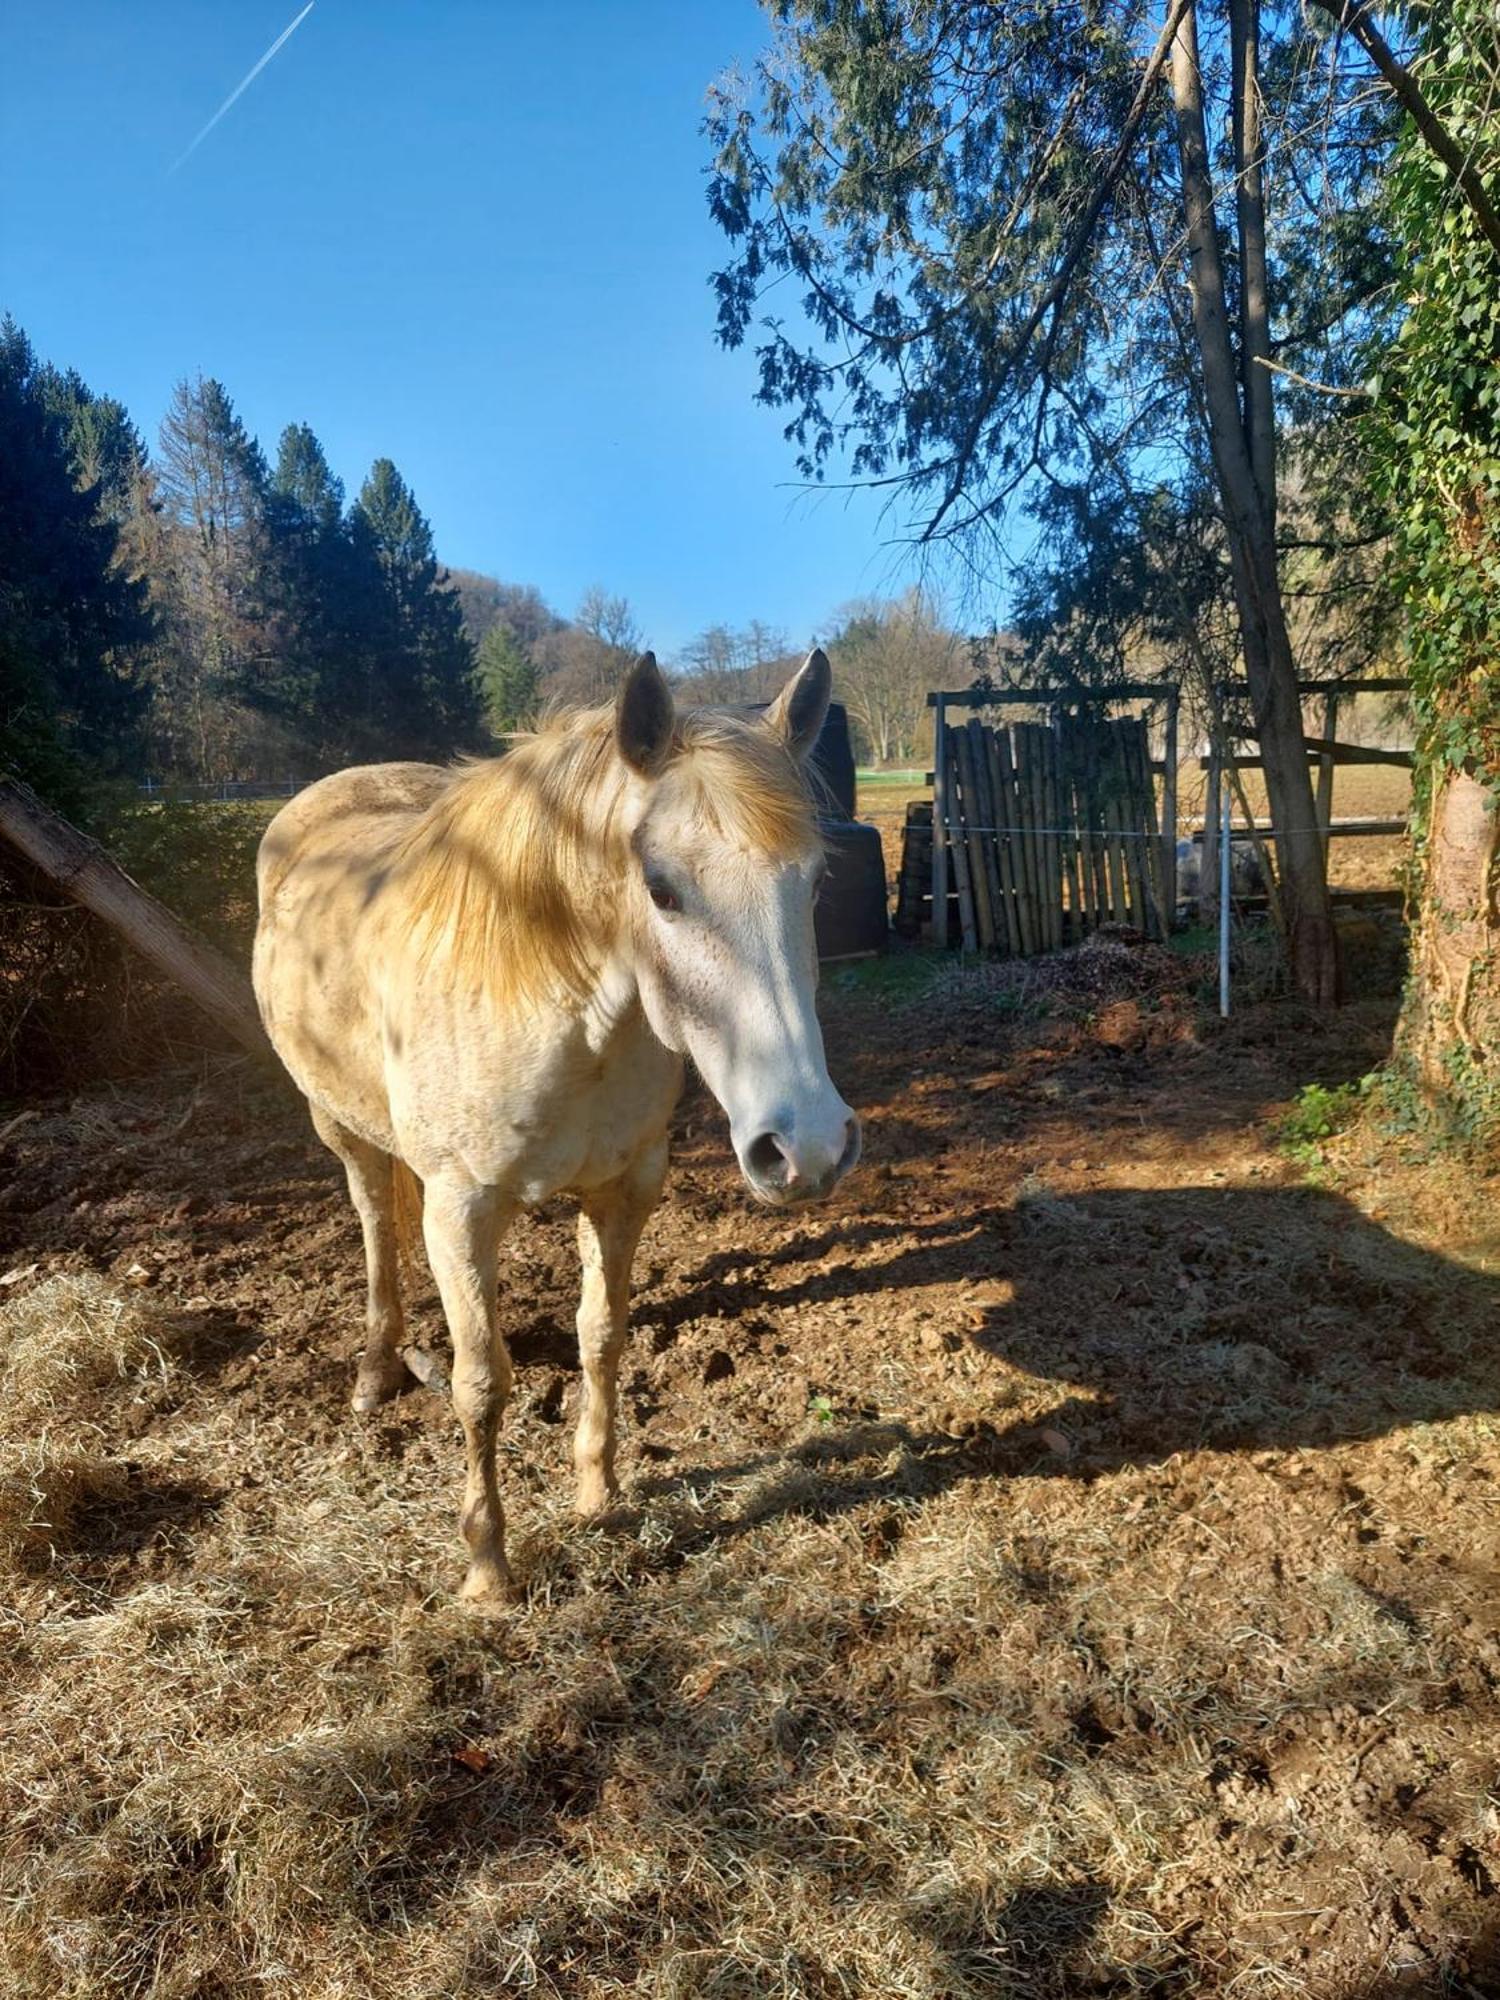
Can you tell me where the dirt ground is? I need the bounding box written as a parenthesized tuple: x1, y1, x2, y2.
(1, 945, 1497, 1998)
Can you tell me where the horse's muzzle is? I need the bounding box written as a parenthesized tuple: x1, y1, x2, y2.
(742, 1115, 861, 1206)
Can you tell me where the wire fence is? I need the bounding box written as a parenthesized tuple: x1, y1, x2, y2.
(135, 779, 307, 803)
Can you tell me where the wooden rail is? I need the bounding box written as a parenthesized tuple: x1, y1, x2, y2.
(1200, 676, 1412, 918)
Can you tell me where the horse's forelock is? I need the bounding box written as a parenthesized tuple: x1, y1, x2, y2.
(667, 709, 821, 862)
(396, 703, 818, 1006)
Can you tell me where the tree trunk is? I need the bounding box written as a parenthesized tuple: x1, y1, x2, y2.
(0, 777, 273, 1063)
(1229, 0, 1275, 524)
(1170, 0, 1338, 1004)
(1401, 765, 1499, 1143)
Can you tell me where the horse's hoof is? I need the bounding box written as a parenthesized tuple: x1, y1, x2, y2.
(351, 1353, 412, 1413)
(459, 1563, 522, 1611)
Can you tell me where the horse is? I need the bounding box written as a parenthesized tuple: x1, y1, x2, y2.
(252, 649, 860, 1603)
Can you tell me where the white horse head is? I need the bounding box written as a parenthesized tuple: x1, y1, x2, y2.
(615, 649, 861, 1205)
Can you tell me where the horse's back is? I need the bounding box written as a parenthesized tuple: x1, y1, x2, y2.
(254, 762, 451, 1142)
(256, 762, 449, 903)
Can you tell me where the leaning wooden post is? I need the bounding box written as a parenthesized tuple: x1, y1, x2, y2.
(0, 776, 273, 1063)
(931, 693, 950, 947)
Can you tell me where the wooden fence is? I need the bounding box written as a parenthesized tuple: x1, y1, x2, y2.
(931, 708, 1171, 954)
(1197, 677, 1413, 919)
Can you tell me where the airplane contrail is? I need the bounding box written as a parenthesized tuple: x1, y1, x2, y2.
(169, 2, 316, 175)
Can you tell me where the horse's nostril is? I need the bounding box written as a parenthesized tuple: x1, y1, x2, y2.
(746, 1131, 792, 1185)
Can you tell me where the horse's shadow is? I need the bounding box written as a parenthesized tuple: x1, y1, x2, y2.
(629, 1180, 1499, 1531)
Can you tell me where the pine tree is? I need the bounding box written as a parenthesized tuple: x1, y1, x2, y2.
(36, 363, 149, 523)
(155, 376, 273, 778)
(0, 318, 153, 802)
(259, 421, 363, 768)
(350, 458, 480, 760)
(478, 621, 541, 736)
(272, 422, 344, 527)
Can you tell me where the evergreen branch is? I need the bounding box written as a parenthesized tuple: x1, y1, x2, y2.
(920, 0, 1194, 545)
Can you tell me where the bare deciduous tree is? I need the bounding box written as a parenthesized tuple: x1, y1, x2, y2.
(830, 590, 960, 766)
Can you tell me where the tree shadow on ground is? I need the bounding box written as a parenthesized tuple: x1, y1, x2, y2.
(657, 1183, 1499, 1484)
(810, 986, 1404, 1161)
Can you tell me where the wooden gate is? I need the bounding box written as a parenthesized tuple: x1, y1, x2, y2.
(928, 686, 1179, 954)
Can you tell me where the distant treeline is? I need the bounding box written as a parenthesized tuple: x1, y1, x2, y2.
(2, 318, 489, 799)
(1, 315, 981, 812)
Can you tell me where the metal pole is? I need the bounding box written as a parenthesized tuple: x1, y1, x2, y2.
(1162, 686, 1179, 932)
(1219, 780, 1232, 1019)
(931, 696, 950, 947)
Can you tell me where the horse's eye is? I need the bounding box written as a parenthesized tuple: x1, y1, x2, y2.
(647, 879, 681, 914)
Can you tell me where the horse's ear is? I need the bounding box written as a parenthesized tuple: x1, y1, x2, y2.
(767, 648, 831, 763)
(616, 652, 675, 777)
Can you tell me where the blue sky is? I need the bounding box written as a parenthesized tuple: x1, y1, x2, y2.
(2, 1, 976, 657)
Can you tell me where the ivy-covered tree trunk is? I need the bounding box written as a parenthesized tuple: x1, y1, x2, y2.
(1405, 767, 1498, 1135)
(1373, 0, 1500, 1148)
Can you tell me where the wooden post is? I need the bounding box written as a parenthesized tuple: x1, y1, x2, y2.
(0, 776, 273, 1063)
(1056, 720, 1079, 943)
(1033, 724, 1054, 941)
(931, 697, 950, 947)
(1315, 691, 1339, 864)
(966, 719, 1005, 955)
(1065, 721, 1093, 941)
(954, 725, 995, 951)
(1115, 722, 1148, 931)
(1101, 725, 1129, 923)
(985, 726, 1023, 957)
(1161, 687, 1179, 927)
(1132, 718, 1167, 939)
(1000, 727, 1037, 958)
(1017, 725, 1046, 950)
(944, 727, 979, 953)
(1048, 728, 1072, 952)
(1096, 720, 1120, 920)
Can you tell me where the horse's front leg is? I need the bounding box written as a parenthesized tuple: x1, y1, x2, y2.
(421, 1175, 517, 1604)
(573, 1140, 668, 1518)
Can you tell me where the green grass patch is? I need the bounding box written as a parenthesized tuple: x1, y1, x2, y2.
(98, 798, 271, 958)
(827, 949, 943, 1004)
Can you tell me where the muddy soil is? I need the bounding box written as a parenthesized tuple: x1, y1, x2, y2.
(2, 946, 1497, 1996)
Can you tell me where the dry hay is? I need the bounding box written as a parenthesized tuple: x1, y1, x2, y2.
(919, 930, 1215, 1042)
(1, 1248, 1496, 1997)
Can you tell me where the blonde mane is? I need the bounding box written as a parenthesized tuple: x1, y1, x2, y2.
(395, 703, 820, 1007)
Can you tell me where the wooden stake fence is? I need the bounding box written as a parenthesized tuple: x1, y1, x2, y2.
(927, 684, 1178, 952)
(930, 704, 1171, 952)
